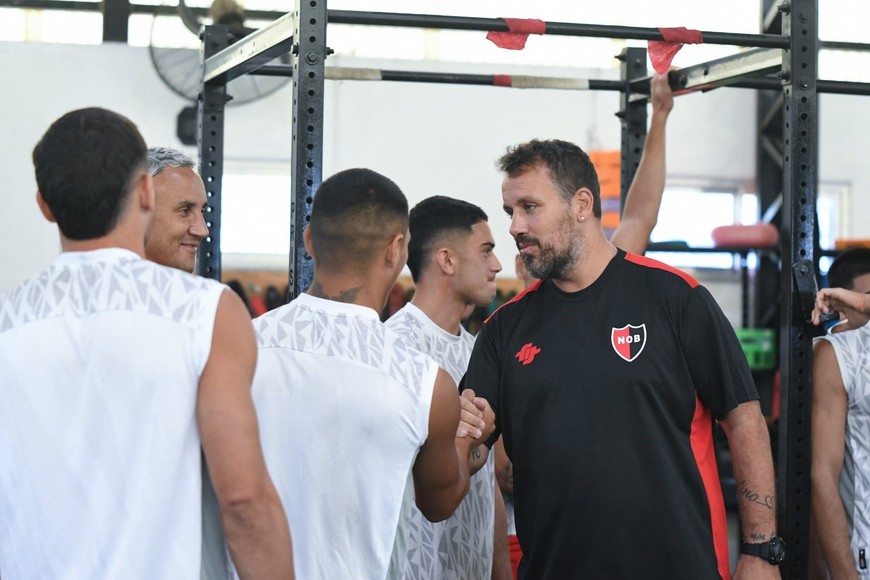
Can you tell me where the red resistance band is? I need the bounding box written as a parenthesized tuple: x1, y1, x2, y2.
(486, 18, 547, 50)
(648, 27, 703, 74)
(493, 75, 512, 87)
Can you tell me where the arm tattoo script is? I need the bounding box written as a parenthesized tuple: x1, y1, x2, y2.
(737, 479, 775, 512)
(471, 447, 481, 461)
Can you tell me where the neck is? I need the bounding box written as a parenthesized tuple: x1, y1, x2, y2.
(552, 229, 618, 294)
(307, 271, 390, 313)
(410, 279, 468, 336)
(59, 228, 146, 257)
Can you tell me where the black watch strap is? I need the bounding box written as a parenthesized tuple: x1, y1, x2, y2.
(741, 537, 786, 565)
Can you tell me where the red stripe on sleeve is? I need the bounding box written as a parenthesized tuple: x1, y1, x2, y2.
(690, 397, 731, 580)
(624, 252, 700, 288)
(484, 279, 543, 324)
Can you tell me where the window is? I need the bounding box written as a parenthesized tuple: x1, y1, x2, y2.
(646, 185, 754, 269)
(220, 169, 292, 269)
(646, 182, 844, 271)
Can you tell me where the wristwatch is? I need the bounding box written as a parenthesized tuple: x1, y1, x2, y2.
(741, 536, 786, 565)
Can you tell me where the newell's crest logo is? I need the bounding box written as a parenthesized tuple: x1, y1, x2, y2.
(611, 324, 646, 362)
(515, 342, 541, 366)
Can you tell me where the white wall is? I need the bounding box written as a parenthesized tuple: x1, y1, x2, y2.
(2, 40, 868, 301)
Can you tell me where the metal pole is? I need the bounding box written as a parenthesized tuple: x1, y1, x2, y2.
(777, 0, 818, 576)
(196, 25, 230, 281)
(618, 47, 648, 208)
(288, 0, 327, 299)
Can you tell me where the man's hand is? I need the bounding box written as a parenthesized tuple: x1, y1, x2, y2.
(733, 555, 781, 580)
(650, 72, 674, 115)
(459, 389, 496, 445)
(812, 287, 870, 331)
(456, 390, 485, 438)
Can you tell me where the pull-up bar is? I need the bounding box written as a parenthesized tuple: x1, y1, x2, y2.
(326, 10, 789, 49)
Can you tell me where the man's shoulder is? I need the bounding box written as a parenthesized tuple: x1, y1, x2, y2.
(622, 252, 700, 290)
(484, 280, 544, 327)
(255, 300, 438, 391)
(385, 304, 425, 334)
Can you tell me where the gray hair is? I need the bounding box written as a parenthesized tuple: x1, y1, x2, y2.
(147, 146, 197, 177)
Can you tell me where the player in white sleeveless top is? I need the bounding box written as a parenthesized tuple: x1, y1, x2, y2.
(144, 146, 234, 580)
(0, 108, 292, 580)
(386, 196, 511, 580)
(812, 248, 870, 578)
(250, 169, 493, 580)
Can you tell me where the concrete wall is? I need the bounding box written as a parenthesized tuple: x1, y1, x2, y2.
(2, 40, 867, 326)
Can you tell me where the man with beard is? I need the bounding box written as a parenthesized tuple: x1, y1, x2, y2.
(461, 139, 781, 579)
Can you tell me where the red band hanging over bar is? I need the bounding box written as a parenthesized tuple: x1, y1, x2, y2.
(493, 74, 512, 86)
(648, 27, 703, 74)
(486, 18, 547, 50)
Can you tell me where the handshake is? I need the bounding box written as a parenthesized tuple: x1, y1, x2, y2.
(456, 389, 496, 445)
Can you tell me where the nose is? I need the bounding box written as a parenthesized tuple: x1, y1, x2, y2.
(491, 254, 503, 274)
(191, 212, 209, 239)
(509, 212, 526, 240)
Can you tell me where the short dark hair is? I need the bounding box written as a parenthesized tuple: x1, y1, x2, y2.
(497, 138, 601, 218)
(309, 168, 409, 270)
(827, 248, 870, 289)
(32, 108, 147, 240)
(407, 196, 489, 282)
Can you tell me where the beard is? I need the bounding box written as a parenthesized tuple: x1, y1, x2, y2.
(517, 230, 582, 281)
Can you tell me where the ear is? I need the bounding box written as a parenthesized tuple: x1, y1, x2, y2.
(136, 172, 155, 212)
(303, 226, 315, 259)
(36, 190, 57, 223)
(435, 246, 457, 276)
(572, 187, 595, 222)
(385, 231, 406, 269)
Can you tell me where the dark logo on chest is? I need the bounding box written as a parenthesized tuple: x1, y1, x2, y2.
(611, 324, 647, 362)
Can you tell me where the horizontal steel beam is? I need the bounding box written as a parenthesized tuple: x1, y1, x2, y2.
(203, 11, 296, 84)
(629, 48, 782, 102)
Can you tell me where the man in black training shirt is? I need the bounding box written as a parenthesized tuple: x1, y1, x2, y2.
(462, 139, 781, 580)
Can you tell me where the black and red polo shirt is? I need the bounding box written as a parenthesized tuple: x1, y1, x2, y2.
(461, 249, 757, 579)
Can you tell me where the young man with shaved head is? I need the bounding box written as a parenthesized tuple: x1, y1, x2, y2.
(249, 168, 494, 579)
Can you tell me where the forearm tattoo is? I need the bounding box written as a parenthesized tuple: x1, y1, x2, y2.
(471, 447, 481, 461)
(737, 479, 775, 512)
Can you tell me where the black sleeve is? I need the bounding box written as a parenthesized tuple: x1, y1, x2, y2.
(683, 285, 759, 420)
(459, 317, 503, 448)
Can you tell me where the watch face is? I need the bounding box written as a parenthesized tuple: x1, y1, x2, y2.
(770, 538, 786, 563)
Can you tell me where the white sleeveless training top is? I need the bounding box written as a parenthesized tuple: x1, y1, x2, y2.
(387, 303, 496, 580)
(0, 248, 224, 580)
(251, 293, 438, 580)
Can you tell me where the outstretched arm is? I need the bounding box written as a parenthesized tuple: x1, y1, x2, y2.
(413, 371, 494, 522)
(811, 340, 858, 579)
(812, 287, 870, 331)
(198, 289, 294, 580)
(610, 72, 674, 255)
